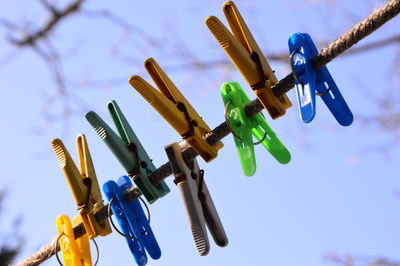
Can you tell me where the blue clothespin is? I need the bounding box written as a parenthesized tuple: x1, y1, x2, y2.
(103, 176, 161, 266)
(288, 33, 353, 126)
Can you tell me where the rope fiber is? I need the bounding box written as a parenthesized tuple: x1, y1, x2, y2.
(16, 0, 400, 265)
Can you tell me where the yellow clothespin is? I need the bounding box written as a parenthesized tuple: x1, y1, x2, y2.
(51, 135, 111, 238)
(206, 1, 292, 119)
(56, 215, 92, 266)
(129, 58, 223, 162)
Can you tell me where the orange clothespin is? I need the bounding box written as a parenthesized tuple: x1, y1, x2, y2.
(51, 135, 111, 238)
(205, 1, 292, 119)
(129, 58, 223, 162)
(56, 215, 92, 266)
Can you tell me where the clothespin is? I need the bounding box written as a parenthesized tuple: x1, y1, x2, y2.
(103, 175, 161, 266)
(221, 82, 291, 176)
(205, 1, 292, 120)
(165, 142, 228, 256)
(51, 135, 111, 238)
(85, 100, 170, 204)
(128, 57, 223, 163)
(288, 33, 353, 126)
(56, 215, 92, 266)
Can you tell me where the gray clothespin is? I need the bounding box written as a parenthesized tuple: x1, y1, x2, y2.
(165, 142, 228, 256)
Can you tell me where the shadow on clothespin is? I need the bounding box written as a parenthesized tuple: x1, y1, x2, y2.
(205, 1, 292, 119)
(221, 82, 291, 176)
(85, 100, 170, 204)
(55, 215, 98, 266)
(51, 135, 111, 238)
(103, 176, 161, 266)
(288, 33, 353, 126)
(128, 57, 223, 163)
(165, 142, 228, 256)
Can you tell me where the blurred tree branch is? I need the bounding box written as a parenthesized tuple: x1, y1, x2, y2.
(0, 0, 399, 138)
(325, 252, 400, 266)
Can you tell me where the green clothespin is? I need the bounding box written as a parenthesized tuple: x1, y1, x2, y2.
(221, 82, 291, 176)
(85, 100, 170, 203)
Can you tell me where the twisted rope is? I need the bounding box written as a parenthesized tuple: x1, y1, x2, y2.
(17, 0, 400, 265)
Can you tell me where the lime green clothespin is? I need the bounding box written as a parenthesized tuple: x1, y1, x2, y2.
(85, 100, 170, 204)
(221, 82, 291, 176)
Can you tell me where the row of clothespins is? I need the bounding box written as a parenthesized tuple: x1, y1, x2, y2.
(51, 1, 354, 265)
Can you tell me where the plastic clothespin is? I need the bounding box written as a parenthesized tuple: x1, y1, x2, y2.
(288, 33, 353, 126)
(128, 57, 223, 163)
(205, 1, 292, 120)
(165, 142, 228, 256)
(221, 82, 291, 176)
(85, 100, 170, 204)
(103, 176, 161, 266)
(56, 215, 92, 266)
(51, 135, 111, 238)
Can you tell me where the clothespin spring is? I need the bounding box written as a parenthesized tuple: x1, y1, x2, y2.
(176, 102, 195, 139)
(126, 142, 152, 178)
(77, 178, 92, 211)
(224, 101, 268, 145)
(54, 232, 99, 266)
(290, 49, 331, 97)
(249, 51, 268, 90)
(106, 196, 151, 239)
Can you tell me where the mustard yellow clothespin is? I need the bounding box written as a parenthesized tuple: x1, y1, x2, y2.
(206, 1, 292, 119)
(51, 135, 111, 238)
(128, 58, 223, 162)
(56, 215, 92, 266)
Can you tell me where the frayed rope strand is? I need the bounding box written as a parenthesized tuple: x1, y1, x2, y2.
(17, 0, 400, 265)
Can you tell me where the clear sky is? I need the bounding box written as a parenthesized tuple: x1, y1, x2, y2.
(0, 0, 399, 266)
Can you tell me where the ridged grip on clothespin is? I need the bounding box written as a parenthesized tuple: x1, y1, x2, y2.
(129, 58, 223, 163)
(51, 135, 111, 238)
(85, 101, 170, 204)
(205, 1, 292, 119)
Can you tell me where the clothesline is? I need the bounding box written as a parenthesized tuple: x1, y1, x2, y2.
(17, 0, 400, 265)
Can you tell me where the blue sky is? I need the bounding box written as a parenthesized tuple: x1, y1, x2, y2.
(0, 0, 399, 265)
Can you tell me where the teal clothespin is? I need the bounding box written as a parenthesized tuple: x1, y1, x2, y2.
(85, 100, 170, 203)
(221, 82, 291, 176)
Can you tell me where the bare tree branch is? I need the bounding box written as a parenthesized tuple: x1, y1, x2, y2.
(10, 0, 85, 47)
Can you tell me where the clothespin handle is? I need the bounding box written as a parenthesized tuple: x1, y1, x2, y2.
(206, 1, 292, 119)
(165, 142, 210, 256)
(289, 33, 353, 126)
(165, 142, 228, 255)
(52, 136, 111, 238)
(221, 82, 291, 176)
(86, 103, 170, 204)
(118, 176, 161, 260)
(103, 179, 148, 266)
(129, 58, 223, 162)
(56, 215, 92, 266)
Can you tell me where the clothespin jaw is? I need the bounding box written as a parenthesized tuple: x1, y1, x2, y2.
(56, 215, 92, 266)
(51, 135, 111, 238)
(165, 142, 228, 256)
(221, 82, 291, 176)
(85, 100, 170, 204)
(128, 58, 223, 163)
(103, 176, 161, 265)
(288, 33, 353, 126)
(205, 1, 292, 120)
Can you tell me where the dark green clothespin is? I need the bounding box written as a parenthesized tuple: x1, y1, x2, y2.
(85, 100, 170, 203)
(221, 82, 291, 176)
